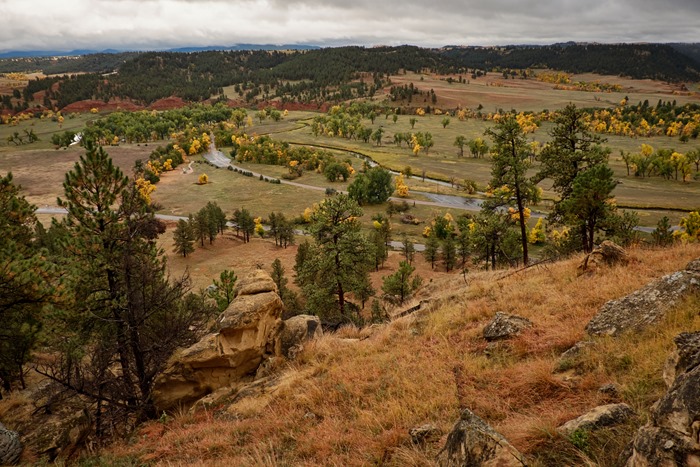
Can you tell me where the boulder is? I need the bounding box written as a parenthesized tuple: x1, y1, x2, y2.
(153, 271, 284, 411)
(437, 408, 526, 466)
(578, 240, 629, 275)
(0, 422, 21, 466)
(278, 315, 323, 359)
(556, 403, 635, 437)
(483, 312, 533, 342)
(626, 331, 700, 466)
(585, 259, 700, 337)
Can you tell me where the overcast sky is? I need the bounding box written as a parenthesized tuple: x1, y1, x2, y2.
(1, 0, 699, 52)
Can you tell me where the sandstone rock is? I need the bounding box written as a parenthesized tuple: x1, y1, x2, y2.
(483, 312, 533, 342)
(409, 424, 441, 446)
(437, 408, 526, 467)
(585, 259, 700, 337)
(153, 271, 284, 412)
(0, 422, 21, 466)
(279, 314, 323, 359)
(21, 408, 90, 462)
(626, 331, 700, 466)
(578, 240, 629, 275)
(234, 268, 277, 296)
(557, 403, 635, 437)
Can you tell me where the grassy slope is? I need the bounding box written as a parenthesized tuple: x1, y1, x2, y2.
(104, 242, 700, 466)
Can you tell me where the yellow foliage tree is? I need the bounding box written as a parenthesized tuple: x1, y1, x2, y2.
(528, 217, 546, 244)
(415, 108, 426, 116)
(674, 211, 700, 243)
(135, 178, 156, 204)
(254, 217, 265, 237)
(198, 173, 209, 185)
(395, 173, 409, 197)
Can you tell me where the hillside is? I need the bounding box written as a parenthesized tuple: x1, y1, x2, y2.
(67, 243, 700, 466)
(2, 43, 699, 113)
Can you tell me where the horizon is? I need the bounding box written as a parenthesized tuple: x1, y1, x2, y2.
(2, 0, 699, 56)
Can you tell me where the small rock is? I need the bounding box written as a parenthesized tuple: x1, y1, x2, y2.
(408, 424, 441, 446)
(483, 312, 532, 342)
(557, 403, 635, 437)
(578, 240, 629, 275)
(437, 408, 526, 466)
(599, 383, 620, 398)
(0, 422, 22, 466)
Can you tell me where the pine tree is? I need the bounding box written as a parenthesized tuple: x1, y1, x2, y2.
(381, 260, 422, 305)
(173, 219, 195, 257)
(423, 233, 440, 269)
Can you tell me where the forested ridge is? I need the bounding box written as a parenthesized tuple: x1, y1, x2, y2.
(2, 43, 699, 111)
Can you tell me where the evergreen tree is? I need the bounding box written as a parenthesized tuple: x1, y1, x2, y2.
(423, 233, 440, 269)
(43, 141, 215, 432)
(441, 235, 457, 272)
(296, 194, 374, 319)
(0, 173, 55, 393)
(208, 269, 237, 312)
(381, 260, 422, 305)
(485, 114, 540, 265)
(558, 164, 618, 253)
(400, 233, 415, 264)
(173, 219, 195, 257)
(651, 216, 674, 246)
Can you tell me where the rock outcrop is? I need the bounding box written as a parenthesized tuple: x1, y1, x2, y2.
(409, 424, 441, 446)
(279, 314, 323, 359)
(578, 240, 629, 275)
(557, 403, 635, 437)
(153, 270, 283, 411)
(585, 259, 700, 337)
(0, 422, 21, 466)
(2, 381, 91, 463)
(626, 331, 700, 466)
(437, 408, 526, 466)
(483, 312, 533, 342)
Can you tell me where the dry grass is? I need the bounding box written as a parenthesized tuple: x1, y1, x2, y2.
(96, 242, 700, 466)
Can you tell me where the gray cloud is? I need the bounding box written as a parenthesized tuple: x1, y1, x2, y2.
(0, 0, 698, 53)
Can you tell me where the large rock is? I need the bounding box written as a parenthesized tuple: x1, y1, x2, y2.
(557, 403, 635, 437)
(279, 314, 323, 359)
(483, 312, 533, 342)
(0, 422, 21, 465)
(437, 408, 526, 466)
(626, 331, 700, 466)
(153, 271, 284, 411)
(2, 381, 91, 463)
(585, 259, 700, 337)
(578, 240, 629, 275)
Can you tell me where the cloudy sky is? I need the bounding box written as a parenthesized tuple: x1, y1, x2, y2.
(1, 0, 699, 52)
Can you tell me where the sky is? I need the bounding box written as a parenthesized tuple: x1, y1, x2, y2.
(1, 0, 699, 53)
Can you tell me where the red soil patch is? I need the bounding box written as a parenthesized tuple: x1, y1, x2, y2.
(148, 96, 187, 111)
(61, 98, 145, 113)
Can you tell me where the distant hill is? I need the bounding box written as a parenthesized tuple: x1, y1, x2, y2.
(0, 44, 320, 59)
(670, 43, 700, 65)
(2, 43, 699, 113)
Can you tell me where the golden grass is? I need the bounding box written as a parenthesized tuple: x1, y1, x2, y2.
(102, 243, 700, 466)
